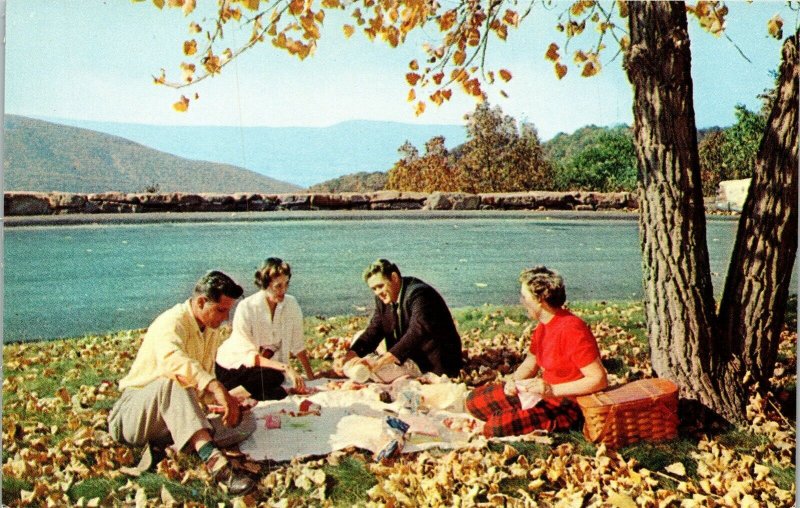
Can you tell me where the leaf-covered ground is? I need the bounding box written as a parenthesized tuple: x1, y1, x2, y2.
(2, 302, 796, 507)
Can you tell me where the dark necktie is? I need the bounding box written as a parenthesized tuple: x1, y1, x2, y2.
(392, 303, 401, 340)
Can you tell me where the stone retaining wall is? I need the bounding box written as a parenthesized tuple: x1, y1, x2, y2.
(3, 190, 639, 216)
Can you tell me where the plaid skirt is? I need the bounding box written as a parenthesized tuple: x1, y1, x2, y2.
(466, 383, 582, 438)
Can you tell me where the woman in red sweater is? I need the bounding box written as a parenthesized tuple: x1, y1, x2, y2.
(466, 266, 608, 437)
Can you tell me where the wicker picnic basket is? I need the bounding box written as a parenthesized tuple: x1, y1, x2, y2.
(576, 378, 679, 448)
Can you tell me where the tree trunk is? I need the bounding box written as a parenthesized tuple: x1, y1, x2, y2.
(625, 2, 798, 423)
(625, 1, 742, 421)
(717, 32, 799, 389)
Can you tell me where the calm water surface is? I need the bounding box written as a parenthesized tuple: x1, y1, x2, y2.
(4, 216, 745, 341)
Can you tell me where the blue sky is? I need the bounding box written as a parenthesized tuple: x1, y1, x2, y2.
(3, 0, 793, 140)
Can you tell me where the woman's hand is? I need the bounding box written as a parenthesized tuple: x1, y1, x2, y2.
(503, 376, 518, 396)
(527, 378, 554, 398)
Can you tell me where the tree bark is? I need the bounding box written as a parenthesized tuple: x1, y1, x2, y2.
(624, 1, 739, 421)
(717, 32, 799, 389)
(625, 2, 798, 423)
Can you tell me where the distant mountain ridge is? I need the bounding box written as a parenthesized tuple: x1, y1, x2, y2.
(32, 116, 468, 188)
(3, 115, 303, 194)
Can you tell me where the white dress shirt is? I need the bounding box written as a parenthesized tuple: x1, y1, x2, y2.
(216, 291, 305, 369)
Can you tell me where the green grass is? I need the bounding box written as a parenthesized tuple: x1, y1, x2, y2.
(1, 477, 32, 502)
(2, 302, 795, 507)
(323, 456, 378, 505)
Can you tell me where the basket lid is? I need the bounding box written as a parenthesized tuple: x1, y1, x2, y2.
(577, 378, 678, 409)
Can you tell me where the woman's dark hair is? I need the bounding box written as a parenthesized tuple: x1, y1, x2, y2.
(363, 259, 401, 282)
(519, 266, 566, 308)
(194, 271, 243, 302)
(255, 258, 292, 289)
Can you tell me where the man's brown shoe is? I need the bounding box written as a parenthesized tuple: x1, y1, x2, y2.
(206, 450, 256, 496)
(212, 463, 256, 496)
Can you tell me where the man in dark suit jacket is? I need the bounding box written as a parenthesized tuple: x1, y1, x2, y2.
(344, 259, 463, 377)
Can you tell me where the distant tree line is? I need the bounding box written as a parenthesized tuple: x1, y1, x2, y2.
(312, 100, 765, 196)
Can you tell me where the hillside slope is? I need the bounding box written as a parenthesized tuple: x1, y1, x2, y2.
(34, 117, 468, 187)
(3, 115, 303, 193)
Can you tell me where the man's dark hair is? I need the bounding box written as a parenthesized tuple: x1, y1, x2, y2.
(363, 259, 401, 282)
(194, 271, 244, 302)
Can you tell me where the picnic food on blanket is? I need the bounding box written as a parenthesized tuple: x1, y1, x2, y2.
(442, 416, 481, 433)
(207, 397, 257, 414)
(374, 416, 411, 461)
(264, 413, 282, 429)
(299, 399, 322, 415)
(342, 357, 372, 383)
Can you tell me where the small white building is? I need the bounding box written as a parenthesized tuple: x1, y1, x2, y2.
(716, 178, 751, 212)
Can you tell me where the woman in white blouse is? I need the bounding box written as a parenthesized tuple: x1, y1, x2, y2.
(215, 258, 315, 400)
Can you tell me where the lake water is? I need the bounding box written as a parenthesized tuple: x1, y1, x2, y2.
(3, 215, 750, 342)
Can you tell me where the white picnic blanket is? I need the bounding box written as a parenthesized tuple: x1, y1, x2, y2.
(238, 377, 483, 462)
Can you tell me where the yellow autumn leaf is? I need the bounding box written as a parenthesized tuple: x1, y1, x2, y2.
(503, 9, 519, 27)
(407, 89, 416, 102)
(555, 63, 567, 79)
(545, 43, 560, 62)
(188, 21, 202, 34)
(180, 62, 195, 82)
(453, 50, 466, 66)
(570, 1, 585, 16)
(153, 0, 165, 8)
(606, 492, 637, 508)
(182, 0, 195, 16)
(173, 96, 190, 112)
(497, 24, 508, 40)
(415, 101, 426, 116)
(409, 60, 419, 71)
(499, 69, 512, 82)
(767, 14, 783, 39)
(665, 462, 686, 476)
(343, 24, 355, 38)
(183, 39, 197, 56)
(616, 0, 628, 17)
(439, 10, 457, 31)
(245, 0, 261, 10)
(581, 61, 598, 77)
(289, 0, 304, 16)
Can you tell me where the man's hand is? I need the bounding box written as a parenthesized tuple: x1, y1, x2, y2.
(285, 368, 306, 392)
(207, 380, 241, 428)
(369, 352, 399, 372)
